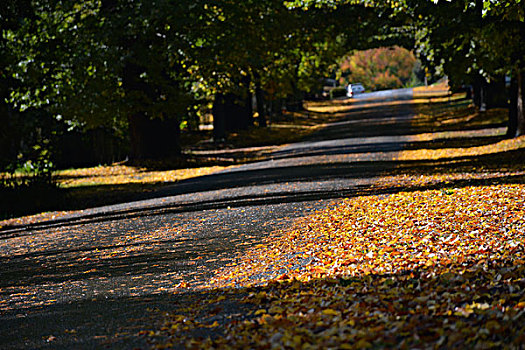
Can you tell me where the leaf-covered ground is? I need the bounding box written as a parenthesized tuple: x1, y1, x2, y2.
(151, 183, 525, 349)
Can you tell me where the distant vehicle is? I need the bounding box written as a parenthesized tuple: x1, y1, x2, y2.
(346, 83, 365, 98)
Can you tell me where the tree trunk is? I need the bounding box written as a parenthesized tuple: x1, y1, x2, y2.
(223, 75, 253, 131)
(253, 71, 267, 128)
(272, 98, 284, 117)
(472, 75, 486, 111)
(213, 93, 227, 142)
(213, 91, 251, 139)
(255, 84, 267, 127)
(507, 70, 525, 138)
(127, 113, 180, 160)
(485, 75, 507, 109)
(224, 92, 252, 132)
(122, 60, 181, 160)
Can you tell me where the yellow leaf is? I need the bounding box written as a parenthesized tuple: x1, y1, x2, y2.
(269, 306, 285, 314)
(292, 335, 302, 345)
(322, 309, 340, 316)
(355, 339, 372, 348)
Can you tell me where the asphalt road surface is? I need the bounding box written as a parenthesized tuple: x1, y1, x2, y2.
(1, 89, 428, 349)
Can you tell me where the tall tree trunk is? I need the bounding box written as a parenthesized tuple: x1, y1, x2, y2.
(472, 75, 486, 111)
(231, 75, 253, 130)
(222, 88, 253, 133)
(485, 75, 507, 108)
(127, 113, 180, 160)
(507, 70, 525, 138)
(255, 86, 267, 127)
(214, 90, 252, 139)
(213, 93, 227, 142)
(123, 60, 181, 160)
(253, 71, 267, 127)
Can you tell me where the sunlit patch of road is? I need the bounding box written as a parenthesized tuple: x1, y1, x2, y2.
(353, 87, 414, 102)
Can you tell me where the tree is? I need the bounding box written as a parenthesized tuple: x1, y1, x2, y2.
(339, 46, 417, 90)
(4, 0, 202, 161)
(1, 0, 57, 174)
(400, 0, 524, 136)
(4, 0, 418, 159)
(290, 0, 524, 137)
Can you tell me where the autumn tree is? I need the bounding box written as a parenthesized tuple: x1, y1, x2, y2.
(339, 46, 417, 91)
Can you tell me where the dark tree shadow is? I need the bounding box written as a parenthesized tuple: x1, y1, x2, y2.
(2, 255, 522, 349)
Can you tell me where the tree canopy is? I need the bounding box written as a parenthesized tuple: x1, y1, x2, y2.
(2, 0, 523, 170)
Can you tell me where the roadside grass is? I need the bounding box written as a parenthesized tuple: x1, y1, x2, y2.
(56, 164, 226, 189)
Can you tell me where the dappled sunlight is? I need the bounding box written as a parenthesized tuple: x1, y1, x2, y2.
(244, 129, 522, 170)
(413, 81, 451, 98)
(394, 134, 525, 161)
(56, 165, 226, 188)
(306, 93, 466, 114)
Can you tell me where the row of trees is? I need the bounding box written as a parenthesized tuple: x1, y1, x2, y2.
(1, 0, 400, 171)
(291, 0, 524, 137)
(397, 0, 524, 137)
(1, 0, 523, 175)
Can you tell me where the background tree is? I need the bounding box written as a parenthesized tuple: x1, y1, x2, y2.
(7, 0, 520, 175)
(400, 0, 524, 136)
(338, 46, 418, 91)
(4, 0, 202, 161)
(289, 0, 524, 136)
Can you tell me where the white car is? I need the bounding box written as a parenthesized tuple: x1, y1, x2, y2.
(346, 83, 365, 97)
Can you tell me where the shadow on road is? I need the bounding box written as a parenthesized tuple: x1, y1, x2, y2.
(3, 253, 522, 349)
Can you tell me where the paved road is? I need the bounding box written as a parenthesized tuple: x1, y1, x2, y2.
(353, 87, 413, 102)
(0, 89, 444, 349)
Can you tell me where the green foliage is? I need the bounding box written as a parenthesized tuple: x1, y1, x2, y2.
(0, 109, 59, 218)
(3, 0, 397, 138)
(9, 0, 521, 167)
(402, 0, 524, 88)
(4, 0, 200, 129)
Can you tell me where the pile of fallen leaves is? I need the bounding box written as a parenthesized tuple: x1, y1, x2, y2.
(155, 183, 525, 349)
